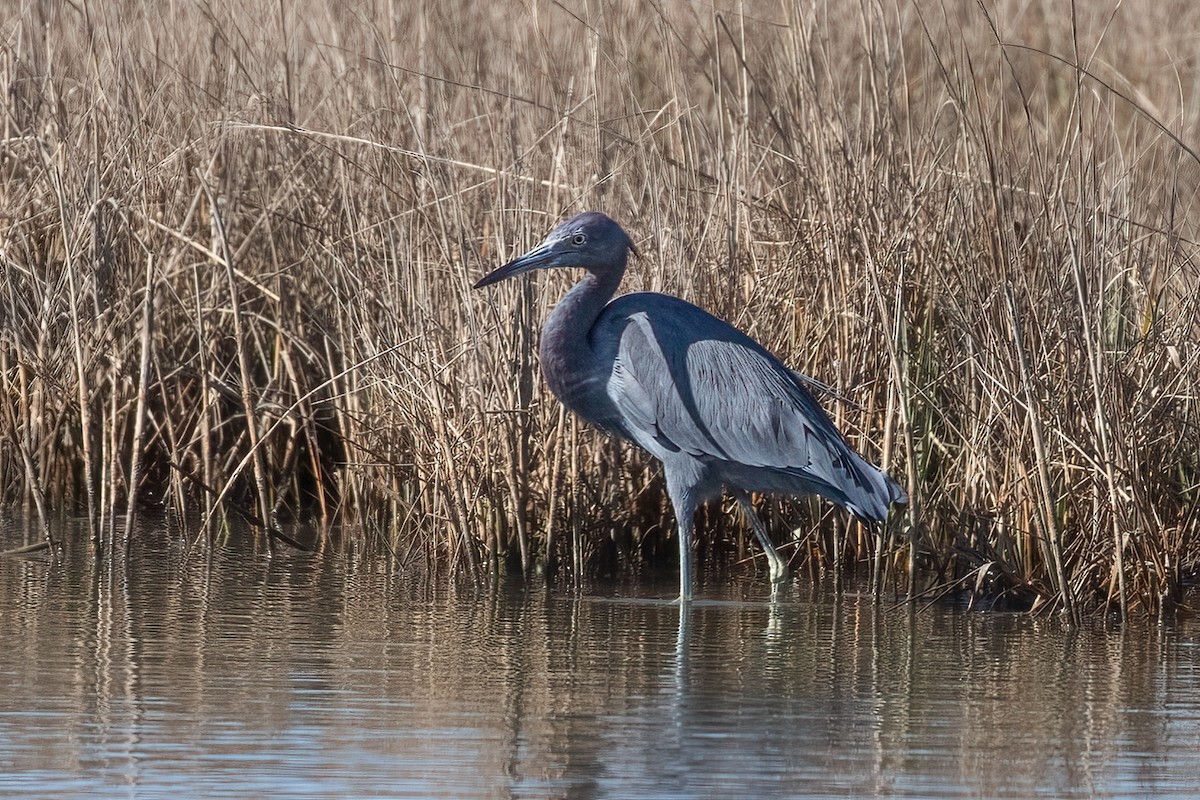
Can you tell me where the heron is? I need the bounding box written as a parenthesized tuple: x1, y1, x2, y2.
(474, 211, 906, 600)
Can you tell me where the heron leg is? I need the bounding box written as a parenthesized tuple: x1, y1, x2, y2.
(676, 515, 694, 602)
(734, 492, 790, 587)
(667, 478, 699, 602)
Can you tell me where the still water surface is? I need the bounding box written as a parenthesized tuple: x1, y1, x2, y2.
(1, 518, 1198, 799)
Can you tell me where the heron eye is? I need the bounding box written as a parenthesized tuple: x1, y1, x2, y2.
(572, 233, 586, 246)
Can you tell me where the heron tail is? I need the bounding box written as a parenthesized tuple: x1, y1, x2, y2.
(844, 460, 907, 523)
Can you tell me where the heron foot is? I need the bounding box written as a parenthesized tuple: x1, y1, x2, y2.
(764, 551, 792, 593)
(734, 492, 792, 590)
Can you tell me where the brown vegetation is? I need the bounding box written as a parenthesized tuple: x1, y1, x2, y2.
(2, 1, 1198, 615)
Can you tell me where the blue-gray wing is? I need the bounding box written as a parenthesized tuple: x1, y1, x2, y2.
(596, 294, 903, 520)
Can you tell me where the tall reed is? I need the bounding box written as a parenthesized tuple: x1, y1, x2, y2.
(1, 0, 1197, 614)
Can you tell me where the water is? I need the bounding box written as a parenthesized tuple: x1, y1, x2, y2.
(1, 519, 1198, 799)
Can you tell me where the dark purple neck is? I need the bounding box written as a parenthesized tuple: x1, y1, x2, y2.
(539, 265, 624, 408)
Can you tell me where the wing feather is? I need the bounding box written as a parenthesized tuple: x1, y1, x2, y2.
(596, 294, 901, 519)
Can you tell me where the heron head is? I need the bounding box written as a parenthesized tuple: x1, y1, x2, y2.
(473, 211, 639, 289)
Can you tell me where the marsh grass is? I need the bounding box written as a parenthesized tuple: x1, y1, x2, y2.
(2, 0, 1198, 615)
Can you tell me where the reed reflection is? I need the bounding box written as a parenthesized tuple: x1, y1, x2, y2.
(1, 523, 1198, 798)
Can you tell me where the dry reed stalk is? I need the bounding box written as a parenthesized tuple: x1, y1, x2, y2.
(203, 176, 274, 538)
(1, 357, 52, 545)
(123, 255, 155, 544)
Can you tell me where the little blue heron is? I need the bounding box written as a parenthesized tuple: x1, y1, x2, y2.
(474, 211, 906, 600)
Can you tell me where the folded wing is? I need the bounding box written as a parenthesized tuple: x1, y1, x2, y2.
(598, 295, 904, 521)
